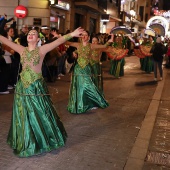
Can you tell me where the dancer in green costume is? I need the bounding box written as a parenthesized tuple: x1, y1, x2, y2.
(109, 35, 126, 78)
(140, 36, 154, 73)
(67, 31, 113, 114)
(90, 36, 104, 95)
(0, 27, 84, 157)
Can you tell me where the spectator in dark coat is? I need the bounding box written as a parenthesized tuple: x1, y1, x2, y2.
(150, 37, 167, 81)
(19, 25, 29, 47)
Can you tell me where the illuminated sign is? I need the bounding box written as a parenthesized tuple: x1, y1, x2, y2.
(56, 0, 70, 10)
(146, 16, 169, 35)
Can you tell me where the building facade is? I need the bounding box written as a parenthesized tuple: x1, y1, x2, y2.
(120, 0, 151, 34)
(0, 0, 121, 34)
(0, 0, 50, 31)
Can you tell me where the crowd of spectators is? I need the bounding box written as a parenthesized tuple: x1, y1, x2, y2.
(0, 17, 114, 95)
(0, 14, 150, 95)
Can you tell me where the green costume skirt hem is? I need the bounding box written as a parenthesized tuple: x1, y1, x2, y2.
(7, 78, 67, 157)
(67, 64, 109, 114)
(110, 58, 125, 78)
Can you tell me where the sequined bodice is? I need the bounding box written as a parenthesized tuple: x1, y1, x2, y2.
(77, 43, 91, 68)
(90, 49, 101, 65)
(20, 47, 43, 88)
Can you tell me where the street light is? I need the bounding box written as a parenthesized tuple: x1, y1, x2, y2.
(130, 9, 136, 17)
(130, 9, 136, 30)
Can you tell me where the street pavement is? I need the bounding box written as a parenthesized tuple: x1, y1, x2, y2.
(0, 55, 169, 170)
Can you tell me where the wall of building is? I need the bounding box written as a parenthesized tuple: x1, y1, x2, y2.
(72, 6, 100, 33)
(0, 0, 50, 31)
(0, 0, 18, 27)
(26, 0, 50, 27)
(105, 0, 119, 33)
(0, 0, 113, 34)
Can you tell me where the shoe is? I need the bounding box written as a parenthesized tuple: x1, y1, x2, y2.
(91, 107, 98, 110)
(8, 86, 13, 90)
(58, 73, 64, 77)
(0, 91, 9, 94)
(160, 77, 163, 81)
(154, 78, 157, 81)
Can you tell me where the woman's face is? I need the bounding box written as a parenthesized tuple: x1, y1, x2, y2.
(81, 31, 89, 42)
(92, 37, 99, 44)
(8, 28, 14, 37)
(115, 37, 119, 43)
(27, 30, 39, 42)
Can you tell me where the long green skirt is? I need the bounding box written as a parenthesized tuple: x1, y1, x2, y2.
(7, 78, 67, 157)
(91, 62, 103, 95)
(140, 57, 154, 73)
(110, 58, 125, 78)
(67, 63, 109, 114)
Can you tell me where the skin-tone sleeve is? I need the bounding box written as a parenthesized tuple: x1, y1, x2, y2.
(39, 36, 70, 56)
(91, 34, 114, 50)
(0, 35, 24, 54)
(65, 41, 79, 48)
(39, 27, 84, 56)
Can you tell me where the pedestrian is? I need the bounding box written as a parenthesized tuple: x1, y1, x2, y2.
(0, 27, 84, 157)
(67, 30, 113, 114)
(150, 37, 167, 81)
(19, 24, 29, 47)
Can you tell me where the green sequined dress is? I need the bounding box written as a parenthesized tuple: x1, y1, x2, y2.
(90, 49, 103, 95)
(110, 58, 125, 78)
(140, 42, 154, 73)
(109, 42, 125, 78)
(67, 43, 109, 114)
(7, 47, 67, 157)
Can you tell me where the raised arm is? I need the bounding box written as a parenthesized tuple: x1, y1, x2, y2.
(0, 35, 24, 54)
(91, 34, 114, 49)
(39, 27, 84, 55)
(65, 41, 79, 48)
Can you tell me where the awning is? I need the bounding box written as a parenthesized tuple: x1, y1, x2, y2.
(101, 14, 110, 22)
(109, 15, 122, 22)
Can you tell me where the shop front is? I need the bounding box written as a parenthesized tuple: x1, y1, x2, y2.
(49, 0, 70, 34)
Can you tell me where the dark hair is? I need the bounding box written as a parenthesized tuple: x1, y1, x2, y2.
(28, 29, 40, 38)
(34, 26, 40, 33)
(65, 29, 70, 34)
(85, 30, 90, 36)
(6, 27, 13, 33)
(4, 27, 14, 37)
(92, 36, 99, 42)
(51, 27, 59, 33)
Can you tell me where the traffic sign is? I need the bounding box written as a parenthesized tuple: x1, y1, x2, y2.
(14, 5, 27, 18)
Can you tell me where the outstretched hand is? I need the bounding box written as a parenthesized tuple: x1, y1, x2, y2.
(71, 27, 84, 37)
(108, 34, 114, 43)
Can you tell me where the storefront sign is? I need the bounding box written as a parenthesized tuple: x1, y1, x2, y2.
(14, 5, 27, 18)
(55, 0, 70, 10)
(50, 16, 58, 22)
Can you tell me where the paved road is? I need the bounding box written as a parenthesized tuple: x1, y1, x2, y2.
(0, 56, 158, 170)
(142, 65, 170, 170)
